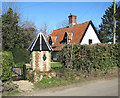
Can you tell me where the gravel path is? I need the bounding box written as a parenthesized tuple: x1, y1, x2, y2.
(13, 80, 34, 91)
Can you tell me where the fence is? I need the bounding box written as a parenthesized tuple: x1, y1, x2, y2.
(12, 65, 26, 81)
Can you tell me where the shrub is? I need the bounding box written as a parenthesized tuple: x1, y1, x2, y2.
(58, 43, 120, 73)
(2, 51, 14, 81)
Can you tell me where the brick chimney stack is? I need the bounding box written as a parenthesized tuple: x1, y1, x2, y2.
(68, 13, 77, 27)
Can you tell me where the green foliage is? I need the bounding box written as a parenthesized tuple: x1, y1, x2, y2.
(3, 90, 20, 96)
(12, 48, 30, 64)
(2, 8, 21, 50)
(99, 3, 120, 43)
(26, 66, 30, 70)
(2, 7, 37, 51)
(34, 77, 79, 89)
(34, 78, 62, 88)
(2, 51, 14, 81)
(34, 65, 118, 89)
(58, 43, 120, 73)
(51, 62, 63, 68)
(2, 7, 37, 66)
(26, 70, 34, 82)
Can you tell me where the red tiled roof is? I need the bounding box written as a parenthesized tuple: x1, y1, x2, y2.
(47, 21, 90, 51)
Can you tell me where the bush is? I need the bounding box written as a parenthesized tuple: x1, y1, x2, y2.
(2, 51, 14, 81)
(12, 48, 30, 65)
(58, 43, 120, 73)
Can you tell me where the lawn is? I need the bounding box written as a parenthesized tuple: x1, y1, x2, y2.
(51, 62, 63, 68)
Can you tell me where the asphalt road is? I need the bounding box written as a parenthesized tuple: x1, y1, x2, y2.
(18, 78, 118, 96)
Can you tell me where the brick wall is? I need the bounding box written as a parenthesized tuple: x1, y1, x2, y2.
(30, 51, 51, 71)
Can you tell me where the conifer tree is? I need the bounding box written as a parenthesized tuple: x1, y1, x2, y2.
(2, 8, 20, 50)
(99, 3, 120, 43)
(2, 8, 37, 50)
(116, 4, 120, 42)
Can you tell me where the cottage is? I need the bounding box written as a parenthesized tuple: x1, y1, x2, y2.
(28, 32, 52, 72)
(47, 14, 101, 61)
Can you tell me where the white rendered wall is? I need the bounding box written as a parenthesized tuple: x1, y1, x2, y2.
(81, 24, 100, 45)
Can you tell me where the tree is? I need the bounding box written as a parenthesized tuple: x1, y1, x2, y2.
(21, 21, 37, 48)
(0, 16, 2, 51)
(2, 8, 37, 50)
(98, 3, 120, 43)
(2, 8, 21, 50)
(116, 3, 120, 42)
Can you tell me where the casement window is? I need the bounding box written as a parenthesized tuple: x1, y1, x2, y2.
(89, 39, 92, 44)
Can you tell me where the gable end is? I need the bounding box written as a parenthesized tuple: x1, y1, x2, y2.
(80, 21, 100, 43)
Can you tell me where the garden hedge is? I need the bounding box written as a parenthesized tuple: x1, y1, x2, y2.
(2, 51, 14, 81)
(58, 43, 120, 73)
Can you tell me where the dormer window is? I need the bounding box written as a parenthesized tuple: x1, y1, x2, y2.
(63, 32, 69, 44)
(60, 32, 73, 44)
(49, 37, 52, 45)
(49, 36, 57, 46)
(67, 33, 73, 43)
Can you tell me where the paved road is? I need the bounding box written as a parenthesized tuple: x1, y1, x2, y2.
(18, 78, 118, 96)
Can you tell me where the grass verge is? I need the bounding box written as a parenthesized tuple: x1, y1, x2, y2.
(34, 77, 85, 89)
(34, 66, 118, 89)
(2, 90, 21, 96)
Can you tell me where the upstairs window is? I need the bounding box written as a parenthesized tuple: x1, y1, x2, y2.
(60, 32, 70, 44)
(89, 39, 92, 44)
(49, 36, 57, 46)
(63, 32, 69, 44)
(49, 37, 52, 45)
(67, 33, 73, 43)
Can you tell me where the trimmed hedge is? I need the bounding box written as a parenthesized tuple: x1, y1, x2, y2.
(2, 51, 14, 81)
(58, 43, 120, 73)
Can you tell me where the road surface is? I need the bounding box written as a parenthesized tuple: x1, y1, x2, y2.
(18, 78, 118, 96)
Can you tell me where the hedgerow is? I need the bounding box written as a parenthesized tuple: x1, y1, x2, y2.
(2, 51, 14, 81)
(58, 43, 120, 73)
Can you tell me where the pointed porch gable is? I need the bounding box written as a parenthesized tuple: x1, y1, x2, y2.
(29, 32, 52, 51)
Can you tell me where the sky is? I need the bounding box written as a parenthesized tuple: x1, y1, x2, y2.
(2, 2, 117, 33)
